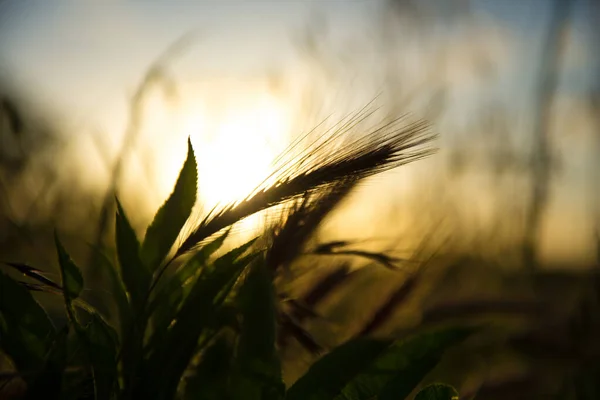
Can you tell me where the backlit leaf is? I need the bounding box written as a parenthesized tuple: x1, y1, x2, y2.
(54, 233, 83, 301)
(135, 239, 257, 400)
(141, 138, 197, 270)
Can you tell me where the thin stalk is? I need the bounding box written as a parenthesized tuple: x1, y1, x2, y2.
(523, 0, 572, 269)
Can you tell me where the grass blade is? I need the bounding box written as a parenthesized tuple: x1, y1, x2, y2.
(141, 137, 197, 270)
(302, 263, 353, 309)
(17, 281, 62, 294)
(147, 228, 231, 317)
(115, 198, 150, 312)
(145, 234, 253, 356)
(136, 240, 257, 400)
(87, 244, 131, 337)
(266, 181, 356, 272)
(2, 262, 63, 291)
(356, 270, 422, 337)
(54, 233, 83, 301)
(145, 229, 232, 360)
(279, 312, 323, 355)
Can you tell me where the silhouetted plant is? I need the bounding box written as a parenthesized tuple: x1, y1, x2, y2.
(0, 117, 471, 399)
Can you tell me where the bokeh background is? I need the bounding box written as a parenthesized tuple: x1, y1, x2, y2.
(1, 1, 599, 397)
(1, 0, 598, 267)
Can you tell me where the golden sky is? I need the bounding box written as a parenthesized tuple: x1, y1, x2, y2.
(0, 1, 598, 266)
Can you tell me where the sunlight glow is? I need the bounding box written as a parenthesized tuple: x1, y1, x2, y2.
(175, 92, 291, 233)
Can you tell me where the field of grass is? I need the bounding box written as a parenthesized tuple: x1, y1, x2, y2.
(1, 1, 599, 398)
(1, 107, 598, 400)
(0, 122, 472, 399)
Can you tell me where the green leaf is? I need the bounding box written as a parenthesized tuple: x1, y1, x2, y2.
(3, 262, 63, 291)
(88, 243, 131, 337)
(141, 138, 198, 270)
(288, 327, 474, 400)
(170, 228, 232, 288)
(286, 338, 393, 400)
(341, 327, 474, 400)
(135, 241, 257, 400)
(54, 233, 83, 301)
(148, 228, 231, 317)
(145, 229, 234, 355)
(0, 271, 55, 373)
(27, 326, 69, 400)
(231, 256, 284, 400)
(414, 383, 459, 400)
(115, 198, 150, 311)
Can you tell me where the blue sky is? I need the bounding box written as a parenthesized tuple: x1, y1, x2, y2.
(0, 0, 595, 116)
(1, 0, 595, 123)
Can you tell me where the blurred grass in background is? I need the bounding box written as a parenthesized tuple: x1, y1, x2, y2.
(1, 0, 599, 398)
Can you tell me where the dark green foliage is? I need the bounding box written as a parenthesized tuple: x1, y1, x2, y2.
(135, 243, 257, 400)
(414, 383, 459, 400)
(115, 198, 149, 312)
(341, 327, 473, 400)
(80, 310, 119, 400)
(88, 244, 130, 335)
(286, 338, 393, 400)
(287, 327, 471, 400)
(182, 331, 236, 400)
(232, 257, 285, 400)
(0, 271, 55, 373)
(26, 326, 68, 400)
(0, 131, 465, 400)
(146, 228, 230, 324)
(144, 234, 253, 361)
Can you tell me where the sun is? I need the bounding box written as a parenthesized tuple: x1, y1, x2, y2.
(176, 92, 291, 231)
